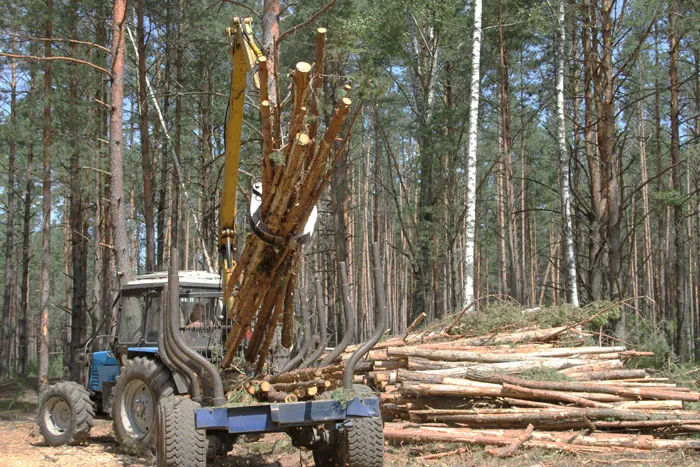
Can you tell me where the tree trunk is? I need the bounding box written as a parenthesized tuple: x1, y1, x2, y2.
(498, 0, 521, 303)
(598, 0, 622, 304)
(694, 47, 700, 361)
(581, 3, 603, 301)
(668, 0, 687, 359)
(156, 13, 171, 270)
(89, 1, 111, 338)
(654, 25, 667, 320)
(66, 0, 88, 382)
(109, 0, 132, 287)
(463, 0, 483, 307)
(637, 63, 654, 322)
(18, 143, 33, 377)
(39, 0, 54, 385)
(0, 37, 18, 380)
(556, 0, 579, 306)
(137, 0, 156, 272)
(173, 0, 184, 250)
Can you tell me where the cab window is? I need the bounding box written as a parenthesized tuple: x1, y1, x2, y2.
(119, 295, 144, 343)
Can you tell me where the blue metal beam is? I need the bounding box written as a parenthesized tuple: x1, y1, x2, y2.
(195, 398, 380, 434)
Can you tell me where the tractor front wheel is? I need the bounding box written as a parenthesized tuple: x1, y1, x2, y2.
(37, 381, 95, 446)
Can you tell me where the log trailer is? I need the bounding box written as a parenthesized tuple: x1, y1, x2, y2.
(36, 17, 385, 467)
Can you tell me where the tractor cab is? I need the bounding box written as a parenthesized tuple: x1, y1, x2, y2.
(113, 271, 224, 363)
(80, 271, 223, 417)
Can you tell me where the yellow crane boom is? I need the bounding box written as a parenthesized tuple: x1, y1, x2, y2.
(219, 18, 262, 281)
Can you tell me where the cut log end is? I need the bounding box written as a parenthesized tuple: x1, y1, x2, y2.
(296, 61, 312, 73)
(317, 27, 327, 34)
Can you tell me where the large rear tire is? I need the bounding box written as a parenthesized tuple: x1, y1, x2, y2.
(343, 416, 384, 467)
(156, 395, 207, 467)
(37, 381, 95, 446)
(112, 357, 175, 454)
(313, 384, 384, 467)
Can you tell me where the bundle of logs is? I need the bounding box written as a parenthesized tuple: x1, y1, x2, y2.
(234, 364, 344, 403)
(240, 318, 700, 456)
(221, 27, 360, 371)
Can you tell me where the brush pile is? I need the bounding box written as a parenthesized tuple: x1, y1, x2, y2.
(221, 27, 359, 371)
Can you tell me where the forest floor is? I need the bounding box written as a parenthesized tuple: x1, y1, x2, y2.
(2, 377, 699, 466)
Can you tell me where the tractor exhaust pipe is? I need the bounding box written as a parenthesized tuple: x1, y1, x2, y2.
(319, 262, 355, 367)
(300, 280, 329, 368)
(163, 248, 226, 406)
(343, 242, 387, 390)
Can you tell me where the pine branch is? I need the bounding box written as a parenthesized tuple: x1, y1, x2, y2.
(0, 53, 110, 76)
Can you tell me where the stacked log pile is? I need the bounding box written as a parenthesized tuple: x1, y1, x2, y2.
(221, 28, 360, 371)
(310, 324, 700, 456)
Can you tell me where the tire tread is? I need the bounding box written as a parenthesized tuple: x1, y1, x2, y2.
(112, 357, 175, 453)
(157, 396, 206, 466)
(37, 381, 95, 446)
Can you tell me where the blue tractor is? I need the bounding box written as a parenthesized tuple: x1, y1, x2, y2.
(37, 248, 386, 467)
(37, 16, 385, 466)
(37, 269, 224, 451)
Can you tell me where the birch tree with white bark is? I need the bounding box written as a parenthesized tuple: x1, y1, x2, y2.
(556, 0, 579, 306)
(462, 0, 482, 308)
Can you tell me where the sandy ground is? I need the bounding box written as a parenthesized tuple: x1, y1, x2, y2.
(3, 378, 700, 466)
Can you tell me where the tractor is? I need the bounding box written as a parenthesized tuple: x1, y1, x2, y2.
(36, 16, 385, 467)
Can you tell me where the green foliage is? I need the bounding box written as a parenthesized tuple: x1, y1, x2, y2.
(329, 388, 356, 407)
(49, 356, 64, 379)
(270, 150, 285, 166)
(623, 315, 673, 370)
(518, 367, 571, 382)
(225, 388, 259, 407)
(445, 300, 621, 337)
(582, 301, 621, 329)
(5, 379, 27, 410)
(27, 360, 39, 378)
(652, 189, 687, 208)
(24, 357, 64, 380)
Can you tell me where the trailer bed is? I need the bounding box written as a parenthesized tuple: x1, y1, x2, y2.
(195, 397, 381, 434)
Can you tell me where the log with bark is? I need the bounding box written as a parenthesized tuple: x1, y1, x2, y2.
(384, 423, 700, 451)
(221, 28, 360, 370)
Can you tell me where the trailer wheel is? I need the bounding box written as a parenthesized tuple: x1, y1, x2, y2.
(156, 396, 206, 467)
(37, 381, 95, 446)
(314, 384, 384, 467)
(112, 357, 175, 454)
(342, 416, 384, 467)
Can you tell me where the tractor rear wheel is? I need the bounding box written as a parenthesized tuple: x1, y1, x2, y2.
(37, 381, 95, 446)
(156, 395, 207, 467)
(112, 357, 175, 454)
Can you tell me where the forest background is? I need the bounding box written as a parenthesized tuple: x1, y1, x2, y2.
(0, 0, 698, 382)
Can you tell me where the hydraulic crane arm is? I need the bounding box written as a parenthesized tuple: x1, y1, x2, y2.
(220, 18, 262, 275)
